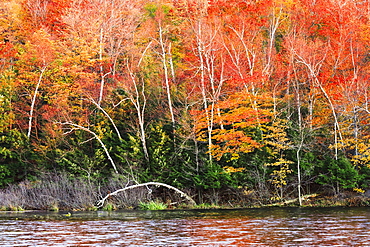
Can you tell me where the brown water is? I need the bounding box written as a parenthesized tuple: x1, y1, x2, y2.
(0, 207, 369, 246)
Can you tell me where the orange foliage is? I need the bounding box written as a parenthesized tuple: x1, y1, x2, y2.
(194, 91, 274, 161)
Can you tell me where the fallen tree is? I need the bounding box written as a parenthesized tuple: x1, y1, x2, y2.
(266, 194, 319, 207)
(96, 182, 196, 208)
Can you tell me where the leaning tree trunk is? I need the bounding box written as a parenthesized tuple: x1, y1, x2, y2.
(96, 182, 196, 208)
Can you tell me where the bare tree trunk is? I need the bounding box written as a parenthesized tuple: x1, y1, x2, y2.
(295, 54, 343, 159)
(96, 182, 196, 208)
(296, 139, 304, 206)
(295, 78, 304, 206)
(127, 66, 149, 161)
(196, 19, 213, 162)
(263, 5, 282, 76)
(98, 27, 105, 106)
(193, 18, 225, 162)
(27, 66, 47, 139)
(158, 24, 176, 128)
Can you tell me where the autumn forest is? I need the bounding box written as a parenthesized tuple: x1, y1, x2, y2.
(1, 0, 370, 209)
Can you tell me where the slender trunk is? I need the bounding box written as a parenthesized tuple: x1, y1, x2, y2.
(168, 42, 176, 81)
(196, 20, 213, 162)
(98, 27, 105, 106)
(129, 71, 149, 161)
(125, 42, 153, 162)
(27, 66, 47, 139)
(295, 54, 343, 160)
(296, 142, 303, 206)
(296, 89, 303, 206)
(98, 27, 112, 106)
(263, 8, 281, 76)
(158, 25, 175, 128)
(293, 57, 304, 206)
(314, 77, 343, 159)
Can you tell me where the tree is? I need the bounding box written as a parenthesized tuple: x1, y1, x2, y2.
(184, 0, 227, 162)
(13, 29, 57, 139)
(142, 2, 179, 129)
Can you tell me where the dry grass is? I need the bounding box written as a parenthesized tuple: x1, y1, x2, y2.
(0, 173, 149, 211)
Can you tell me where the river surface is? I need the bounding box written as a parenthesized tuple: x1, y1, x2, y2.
(0, 207, 369, 246)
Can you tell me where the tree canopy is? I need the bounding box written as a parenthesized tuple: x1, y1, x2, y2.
(1, 0, 369, 204)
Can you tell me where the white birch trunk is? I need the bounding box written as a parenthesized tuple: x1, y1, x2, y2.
(27, 66, 47, 139)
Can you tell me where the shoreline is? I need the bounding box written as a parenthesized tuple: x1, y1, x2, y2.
(1, 194, 369, 213)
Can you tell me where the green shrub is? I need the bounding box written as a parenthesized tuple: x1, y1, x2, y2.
(102, 203, 116, 211)
(139, 200, 167, 210)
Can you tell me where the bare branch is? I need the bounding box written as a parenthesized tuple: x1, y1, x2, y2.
(88, 98, 123, 141)
(58, 122, 119, 174)
(96, 182, 196, 208)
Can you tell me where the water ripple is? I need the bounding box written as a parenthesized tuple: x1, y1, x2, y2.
(0, 207, 369, 246)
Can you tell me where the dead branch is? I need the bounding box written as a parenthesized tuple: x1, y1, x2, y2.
(59, 122, 119, 174)
(96, 182, 196, 208)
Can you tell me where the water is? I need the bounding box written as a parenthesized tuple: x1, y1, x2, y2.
(0, 207, 369, 246)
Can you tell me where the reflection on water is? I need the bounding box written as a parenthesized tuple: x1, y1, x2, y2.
(0, 207, 369, 246)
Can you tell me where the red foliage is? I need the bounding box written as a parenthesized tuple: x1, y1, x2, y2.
(22, 0, 73, 35)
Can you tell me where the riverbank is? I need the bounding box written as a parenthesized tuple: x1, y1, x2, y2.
(0, 173, 267, 212)
(1, 174, 369, 212)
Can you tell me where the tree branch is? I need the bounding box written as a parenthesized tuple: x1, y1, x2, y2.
(96, 182, 196, 208)
(59, 122, 119, 174)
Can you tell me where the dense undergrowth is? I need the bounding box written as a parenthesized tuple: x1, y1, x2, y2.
(1, 173, 369, 211)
